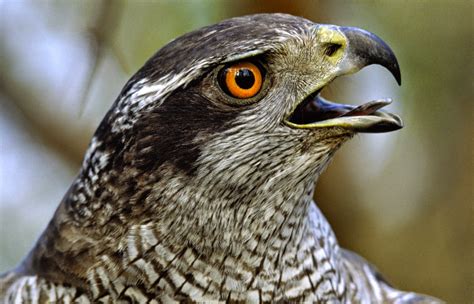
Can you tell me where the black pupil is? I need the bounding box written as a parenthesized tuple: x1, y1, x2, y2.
(235, 68, 255, 89)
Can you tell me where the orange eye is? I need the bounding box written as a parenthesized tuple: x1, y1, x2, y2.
(219, 62, 263, 99)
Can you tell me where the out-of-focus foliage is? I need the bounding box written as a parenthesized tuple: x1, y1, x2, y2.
(0, 1, 471, 302)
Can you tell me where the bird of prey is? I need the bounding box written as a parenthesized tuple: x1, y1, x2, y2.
(1, 14, 442, 303)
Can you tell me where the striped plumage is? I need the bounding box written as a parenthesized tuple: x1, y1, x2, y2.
(1, 14, 442, 303)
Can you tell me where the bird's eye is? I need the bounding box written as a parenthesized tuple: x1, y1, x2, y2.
(218, 62, 263, 99)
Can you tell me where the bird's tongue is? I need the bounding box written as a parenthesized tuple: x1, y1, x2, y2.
(340, 99, 392, 117)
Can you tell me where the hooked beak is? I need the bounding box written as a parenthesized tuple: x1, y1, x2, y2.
(285, 26, 403, 133)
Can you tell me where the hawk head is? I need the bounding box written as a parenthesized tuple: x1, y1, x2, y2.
(75, 13, 400, 252)
(27, 13, 401, 280)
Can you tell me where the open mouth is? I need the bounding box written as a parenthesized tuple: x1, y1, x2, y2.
(282, 24, 403, 133)
(285, 89, 403, 133)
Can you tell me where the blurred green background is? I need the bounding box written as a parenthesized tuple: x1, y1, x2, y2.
(0, 1, 472, 302)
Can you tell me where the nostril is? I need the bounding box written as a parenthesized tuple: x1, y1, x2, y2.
(324, 43, 342, 56)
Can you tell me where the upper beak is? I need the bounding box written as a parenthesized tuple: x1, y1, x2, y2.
(285, 25, 403, 133)
(339, 26, 401, 85)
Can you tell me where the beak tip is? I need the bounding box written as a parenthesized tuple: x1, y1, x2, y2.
(395, 70, 402, 86)
(392, 62, 402, 85)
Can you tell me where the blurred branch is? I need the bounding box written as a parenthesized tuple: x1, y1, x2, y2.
(109, 41, 131, 75)
(0, 80, 85, 168)
(0, 0, 124, 167)
(78, 0, 123, 115)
